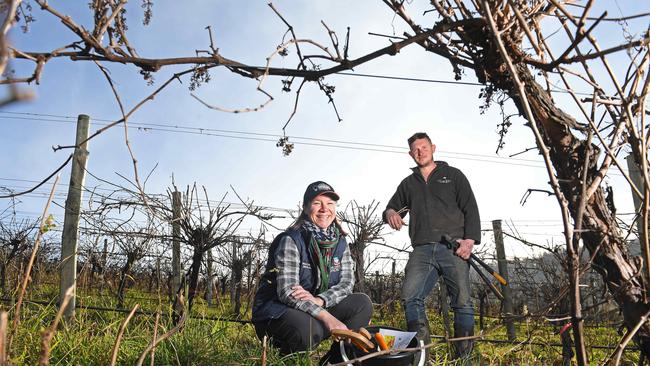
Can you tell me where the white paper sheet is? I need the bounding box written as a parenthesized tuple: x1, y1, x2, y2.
(378, 328, 417, 350)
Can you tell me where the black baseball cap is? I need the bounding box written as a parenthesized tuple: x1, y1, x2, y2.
(303, 181, 340, 204)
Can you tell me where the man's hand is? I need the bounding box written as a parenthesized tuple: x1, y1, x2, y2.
(385, 208, 406, 231)
(291, 285, 324, 307)
(455, 238, 475, 260)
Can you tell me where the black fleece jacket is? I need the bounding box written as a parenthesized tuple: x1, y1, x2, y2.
(383, 161, 481, 245)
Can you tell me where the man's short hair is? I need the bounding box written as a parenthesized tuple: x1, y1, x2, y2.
(407, 132, 432, 147)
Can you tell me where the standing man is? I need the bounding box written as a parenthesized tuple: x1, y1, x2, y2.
(383, 132, 481, 361)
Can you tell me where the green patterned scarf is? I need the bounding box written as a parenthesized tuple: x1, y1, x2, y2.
(303, 220, 340, 293)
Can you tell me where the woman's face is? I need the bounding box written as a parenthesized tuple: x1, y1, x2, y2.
(309, 194, 337, 229)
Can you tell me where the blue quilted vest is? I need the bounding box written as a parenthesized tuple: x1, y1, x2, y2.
(252, 228, 347, 322)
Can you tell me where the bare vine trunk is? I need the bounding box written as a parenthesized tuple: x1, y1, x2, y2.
(0, 262, 6, 294)
(501, 65, 650, 356)
(350, 242, 366, 293)
(117, 260, 134, 308)
(187, 249, 204, 312)
(231, 260, 243, 316)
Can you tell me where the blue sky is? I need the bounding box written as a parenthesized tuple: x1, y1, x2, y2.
(1, 1, 647, 269)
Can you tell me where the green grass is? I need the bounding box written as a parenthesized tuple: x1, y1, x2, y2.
(3, 293, 642, 365)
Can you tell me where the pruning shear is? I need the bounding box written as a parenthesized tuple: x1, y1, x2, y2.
(441, 234, 507, 300)
(331, 328, 374, 353)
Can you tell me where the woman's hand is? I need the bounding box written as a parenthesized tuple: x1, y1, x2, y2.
(292, 285, 346, 332)
(317, 310, 348, 332)
(291, 285, 325, 307)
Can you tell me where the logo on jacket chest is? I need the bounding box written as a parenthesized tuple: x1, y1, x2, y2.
(331, 257, 341, 272)
(436, 176, 451, 184)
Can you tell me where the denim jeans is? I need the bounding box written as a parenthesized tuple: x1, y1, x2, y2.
(402, 243, 474, 337)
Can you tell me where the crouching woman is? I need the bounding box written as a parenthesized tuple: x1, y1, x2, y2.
(252, 181, 372, 360)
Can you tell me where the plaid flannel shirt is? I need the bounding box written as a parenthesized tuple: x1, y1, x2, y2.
(275, 234, 355, 317)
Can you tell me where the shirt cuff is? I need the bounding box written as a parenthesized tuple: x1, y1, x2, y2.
(317, 294, 327, 307)
(302, 301, 324, 317)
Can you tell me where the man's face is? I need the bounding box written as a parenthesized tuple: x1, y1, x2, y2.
(408, 138, 436, 167)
